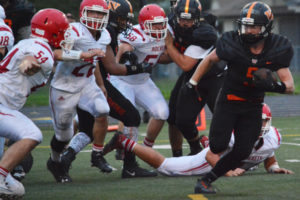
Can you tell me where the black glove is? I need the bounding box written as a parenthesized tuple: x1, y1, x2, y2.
(252, 68, 286, 93)
(182, 81, 202, 102)
(126, 62, 152, 75)
(119, 51, 138, 65)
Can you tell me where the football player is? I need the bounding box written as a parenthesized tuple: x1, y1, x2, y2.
(187, 1, 294, 194)
(0, 8, 70, 198)
(103, 104, 294, 177)
(165, 0, 226, 157)
(109, 3, 169, 170)
(60, 0, 156, 179)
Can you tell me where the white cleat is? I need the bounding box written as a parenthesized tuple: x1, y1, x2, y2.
(0, 173, 25, 200)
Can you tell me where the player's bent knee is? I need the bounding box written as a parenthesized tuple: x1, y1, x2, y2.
(123, 112, 141, 127)
(95, 99, 110, 116)
(22, 130, 43, 144)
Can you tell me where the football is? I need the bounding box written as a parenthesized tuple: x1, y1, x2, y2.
(253, 68, 277, 82)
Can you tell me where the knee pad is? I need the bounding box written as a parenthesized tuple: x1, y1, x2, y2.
(151, 106, 169, 120)
(94, 99, 110, 117)
(122, 110, 141, 127)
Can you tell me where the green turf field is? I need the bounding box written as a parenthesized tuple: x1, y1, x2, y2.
(21, 116, 300, 200)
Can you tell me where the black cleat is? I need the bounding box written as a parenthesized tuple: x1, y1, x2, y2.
(11, 165, 26, 181)
(122, 162, 157, 179)
(194, 178, 216, 194)
(103, 132, 123, 155)
(61, 147, 76, 173)
(47, 157, 72, 183)
(91, 151, 112, 173)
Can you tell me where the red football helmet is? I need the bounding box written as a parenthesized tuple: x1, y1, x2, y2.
(138, 4, 168, 40)
(261, 103, 272, 137)
(31, 9, 70, 48)
(79, 0, 109, 31)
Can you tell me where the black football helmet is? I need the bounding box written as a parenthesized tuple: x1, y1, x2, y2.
(237, 1, 273, 44)
(107, 0, 134, 34)
(173, 0, 201, 37)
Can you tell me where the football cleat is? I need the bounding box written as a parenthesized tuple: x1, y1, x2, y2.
(103, 132, 124, 155)
(11, 165, 26, 181)
(0, 173, 25, 200)
(47, 157, 72, 183)
(91, 151, 113, 173)
(194, 178, 216, 194)
(61, 147, 76, 173)
(199, 135, 209, 148)
(122, 162, 157, 179)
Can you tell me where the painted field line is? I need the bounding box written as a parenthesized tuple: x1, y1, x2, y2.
(281, 142, 300, 146)
(188, 194, 208, 200)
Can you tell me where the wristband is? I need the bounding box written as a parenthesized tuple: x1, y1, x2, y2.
(268, 164, 280, 173)
(189, 79, 198, 86)
(61, 50, 82, 60)
(270, 81, 286, 93)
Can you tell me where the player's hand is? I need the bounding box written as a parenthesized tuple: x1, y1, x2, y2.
(182, 81, 202, 102)
(100, 85, 107, 98)
(126, 62, 152, 75)
(165, 30, 173, 47)
(81, 49, 105, 59)
(272, 168, 294, 174)
(19, 57, 41, 76)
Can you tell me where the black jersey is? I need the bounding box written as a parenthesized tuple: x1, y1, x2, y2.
(99, 25, 119, 79)
(216, 31, 293, 101)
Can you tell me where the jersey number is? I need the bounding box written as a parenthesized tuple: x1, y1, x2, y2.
(34, 51, 48, 64)
(143, 55, 159, 65)
(0, 36, 9, 46)
(0, 48, 19, 73)
(72, 64, 94, 77)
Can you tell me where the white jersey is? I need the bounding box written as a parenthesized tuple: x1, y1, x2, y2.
(158, 126, 281, 176)
(0, 38, 54, 110)
(0, 19, 14, 51)
(115, 24, 165, 84)
(51, 22, 111, 93)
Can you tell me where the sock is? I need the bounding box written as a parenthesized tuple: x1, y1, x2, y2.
(143, 137, 154, 147)
(172, 149, 183, 157)
(188, 138, 202, 154)
(0, 166, 8, 178)
(92, 144, 103, 152)
(68, 132, 91, 153)
(202, 171, 218, 183)
(51, 150, 61, 162)
(121, 136, 136, 152)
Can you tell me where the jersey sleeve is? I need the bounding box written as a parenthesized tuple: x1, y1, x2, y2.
(119, 27, 144, 49)
(184, 45, 213, 59)
(0, 25, 14, 51)
(29, 40, 54, 73)
(216, 32, 235, 61)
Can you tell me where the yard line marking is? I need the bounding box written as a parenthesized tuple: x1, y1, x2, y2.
(188, 194, 208, 200)
(281, 142, 300, 146)
(285, 159, 300, 162)
(283, 134, 300, 137)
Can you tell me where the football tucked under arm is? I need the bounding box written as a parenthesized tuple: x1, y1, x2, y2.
(19, 56, 41, 76)
(252, 68, 286, 93)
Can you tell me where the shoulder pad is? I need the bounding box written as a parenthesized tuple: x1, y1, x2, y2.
(265, 34, 293, 68)
(192, 23, 217, 49)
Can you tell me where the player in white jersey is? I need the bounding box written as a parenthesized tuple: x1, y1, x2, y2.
(47, 0, 122, 183)
(103, 103, 293, 177)
(110, 4, 169, 152)
(0, 8, 70, 199)
(0, 5, 13, 59)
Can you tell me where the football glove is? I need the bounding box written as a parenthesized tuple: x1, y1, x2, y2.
(126, 62, 152, 75)
(252, 68, 286, 93)
(182, 81, 202, 102)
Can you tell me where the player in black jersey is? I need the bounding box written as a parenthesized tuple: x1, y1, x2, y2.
(165, 0, 226, 156)
(188, 1, 294, 193)
(61, 0, 157, 180)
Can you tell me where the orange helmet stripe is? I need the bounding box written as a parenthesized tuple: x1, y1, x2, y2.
(246, 2, 257, 18)
(185, 0, 190, 13)
(126, 0, 133, 14)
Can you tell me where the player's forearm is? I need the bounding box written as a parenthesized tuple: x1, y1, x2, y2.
(190, 57, 213, 84)
(166, 44, 193, 71)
